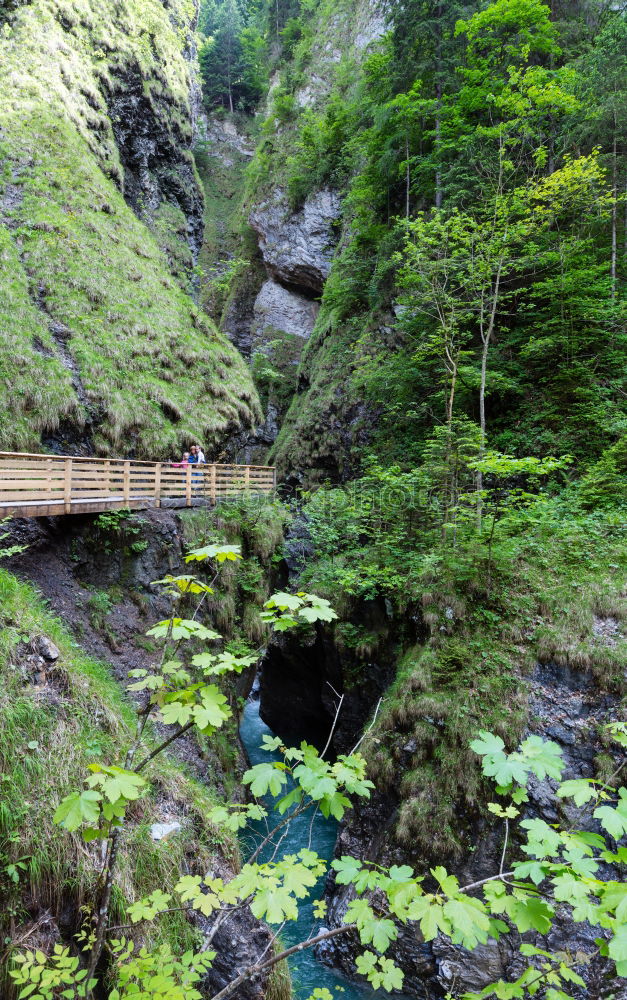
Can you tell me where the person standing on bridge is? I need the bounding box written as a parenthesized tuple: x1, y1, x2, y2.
(188, 445, 204, 495)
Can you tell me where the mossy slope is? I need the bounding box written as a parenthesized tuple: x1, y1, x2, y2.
(0, 0, 261, 457)
(0, 565, 236, 991)
(299, 507, 627, 861)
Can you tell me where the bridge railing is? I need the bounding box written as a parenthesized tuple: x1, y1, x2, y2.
(0, 452, 276, 517)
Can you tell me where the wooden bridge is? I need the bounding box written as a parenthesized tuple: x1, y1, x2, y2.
(0, 452, 276, 518)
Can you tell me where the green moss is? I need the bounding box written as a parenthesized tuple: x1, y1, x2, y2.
(271, 316, 366, 482)
(195, 133, 257, 324)
(0, 0, 260, 456)
(299, 499, 626, 862)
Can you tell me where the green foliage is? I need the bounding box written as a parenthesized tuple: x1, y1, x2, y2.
(0, 566, 225, 993)
(92, 511, 149, 557)
(33, 550, 386, 996)
(10, 944, 96, 999)
(0, 518, 26, 561)
(6, 527, 627, 1000)
(261, 590, 338, 629)
(265, 0, 625, 484)
(107, 941, 215, 1000)
(199, 0, 267, 113)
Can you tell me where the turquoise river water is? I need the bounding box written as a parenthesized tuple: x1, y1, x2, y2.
(239, 697, 390, 1000)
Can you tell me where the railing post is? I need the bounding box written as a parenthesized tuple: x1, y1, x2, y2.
(104, 459, 111, 494)
(185, 464, 192, 506)
(244, 466, 250, 492)
(273, 467, 277, 492)
(210, 464, 216, 503)
(123, 460, 130, 505)
(64, 458, 72, 514)
(154, 462, 162, 508)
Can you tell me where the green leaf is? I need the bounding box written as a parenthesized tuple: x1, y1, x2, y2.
(251, 884, 298, 923)
(355, 951, 378, 977)
(443, 896, 491, 949)
(594, 795, 627, 840)
(53, 790, 101, 831)
(511, 895, 554, 934)
(406, 897, 450, 941)
(151, 574, 214, 594)
(470, 731, 505, 756)
(608, 924, 627, 975)
(370, 918, 398, 953)
(376, 957, 404, 991)
(513, 860, 548, 885)
(556, 779, 597, 806)
(160, 700, 194, 727)
(520, 817, 562, 858)
(519, 735, 564, 781)
(298, 600, 338, 624)
(265, 592, 303, 611)
(243, 762, 288, 798)
(261, 734, 283, 752)
(147, 618, 221, 641)
(185, 544, 242, 563)
(127, 890, 172, 923)
(431, 866, 459, 896)
(193, 685, 232, 731)
(332, 856, 364, 885)
(88, 766, 146, 804)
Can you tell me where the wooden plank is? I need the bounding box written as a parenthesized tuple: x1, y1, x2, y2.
(0, 490, 65, 502)
(0, 454, 275, 518)
(123, 461, 130, 504)
(185, 465, 192, 506)
(66, 469, 120, 480)
(64, 459, 72, 514)
(154, 463, 162, 507)
(0, 469, 67, 481)
(0, 479, 65, 490)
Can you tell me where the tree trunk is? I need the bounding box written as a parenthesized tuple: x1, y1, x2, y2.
(434, 3, 443, 208)
(611, 125, 617, 300)
(405, 134, 410, 219)
(86, 830, 122, 989)
(476, 334, 489, 532)
(476, 261, 503, 532)
(435, 93, 442, 209)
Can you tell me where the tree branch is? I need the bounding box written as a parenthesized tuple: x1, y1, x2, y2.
(208, 924, 358, 1000)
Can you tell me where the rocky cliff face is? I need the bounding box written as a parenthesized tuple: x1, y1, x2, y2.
(199, 121, 343, 458)
(249, 188, 341, 294)
(199, 0, 387, 468)
(316, 653, 624, 996)
(0, 0, 260, 457)
(234, 0, 388, 478)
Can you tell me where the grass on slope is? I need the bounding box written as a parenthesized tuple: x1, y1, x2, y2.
(0, 0, 261, 457)
(372, 512, 626, 859)
(0, 567, 237, 992)
(299, 502, 627, 861)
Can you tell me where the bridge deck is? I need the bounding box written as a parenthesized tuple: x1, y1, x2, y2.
(0, 453, 275, 518)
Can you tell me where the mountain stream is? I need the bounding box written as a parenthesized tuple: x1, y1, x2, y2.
(239, 696, 389, 1000)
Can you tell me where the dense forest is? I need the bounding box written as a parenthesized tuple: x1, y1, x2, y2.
(0, 0, 625, 998)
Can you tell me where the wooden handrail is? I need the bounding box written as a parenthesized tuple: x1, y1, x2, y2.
(0, 452, 275, 518)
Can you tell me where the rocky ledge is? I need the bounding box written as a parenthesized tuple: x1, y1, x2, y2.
(250, 188, 341, 294)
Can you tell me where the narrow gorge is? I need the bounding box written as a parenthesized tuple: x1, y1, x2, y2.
(0, 0, 625, 999)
